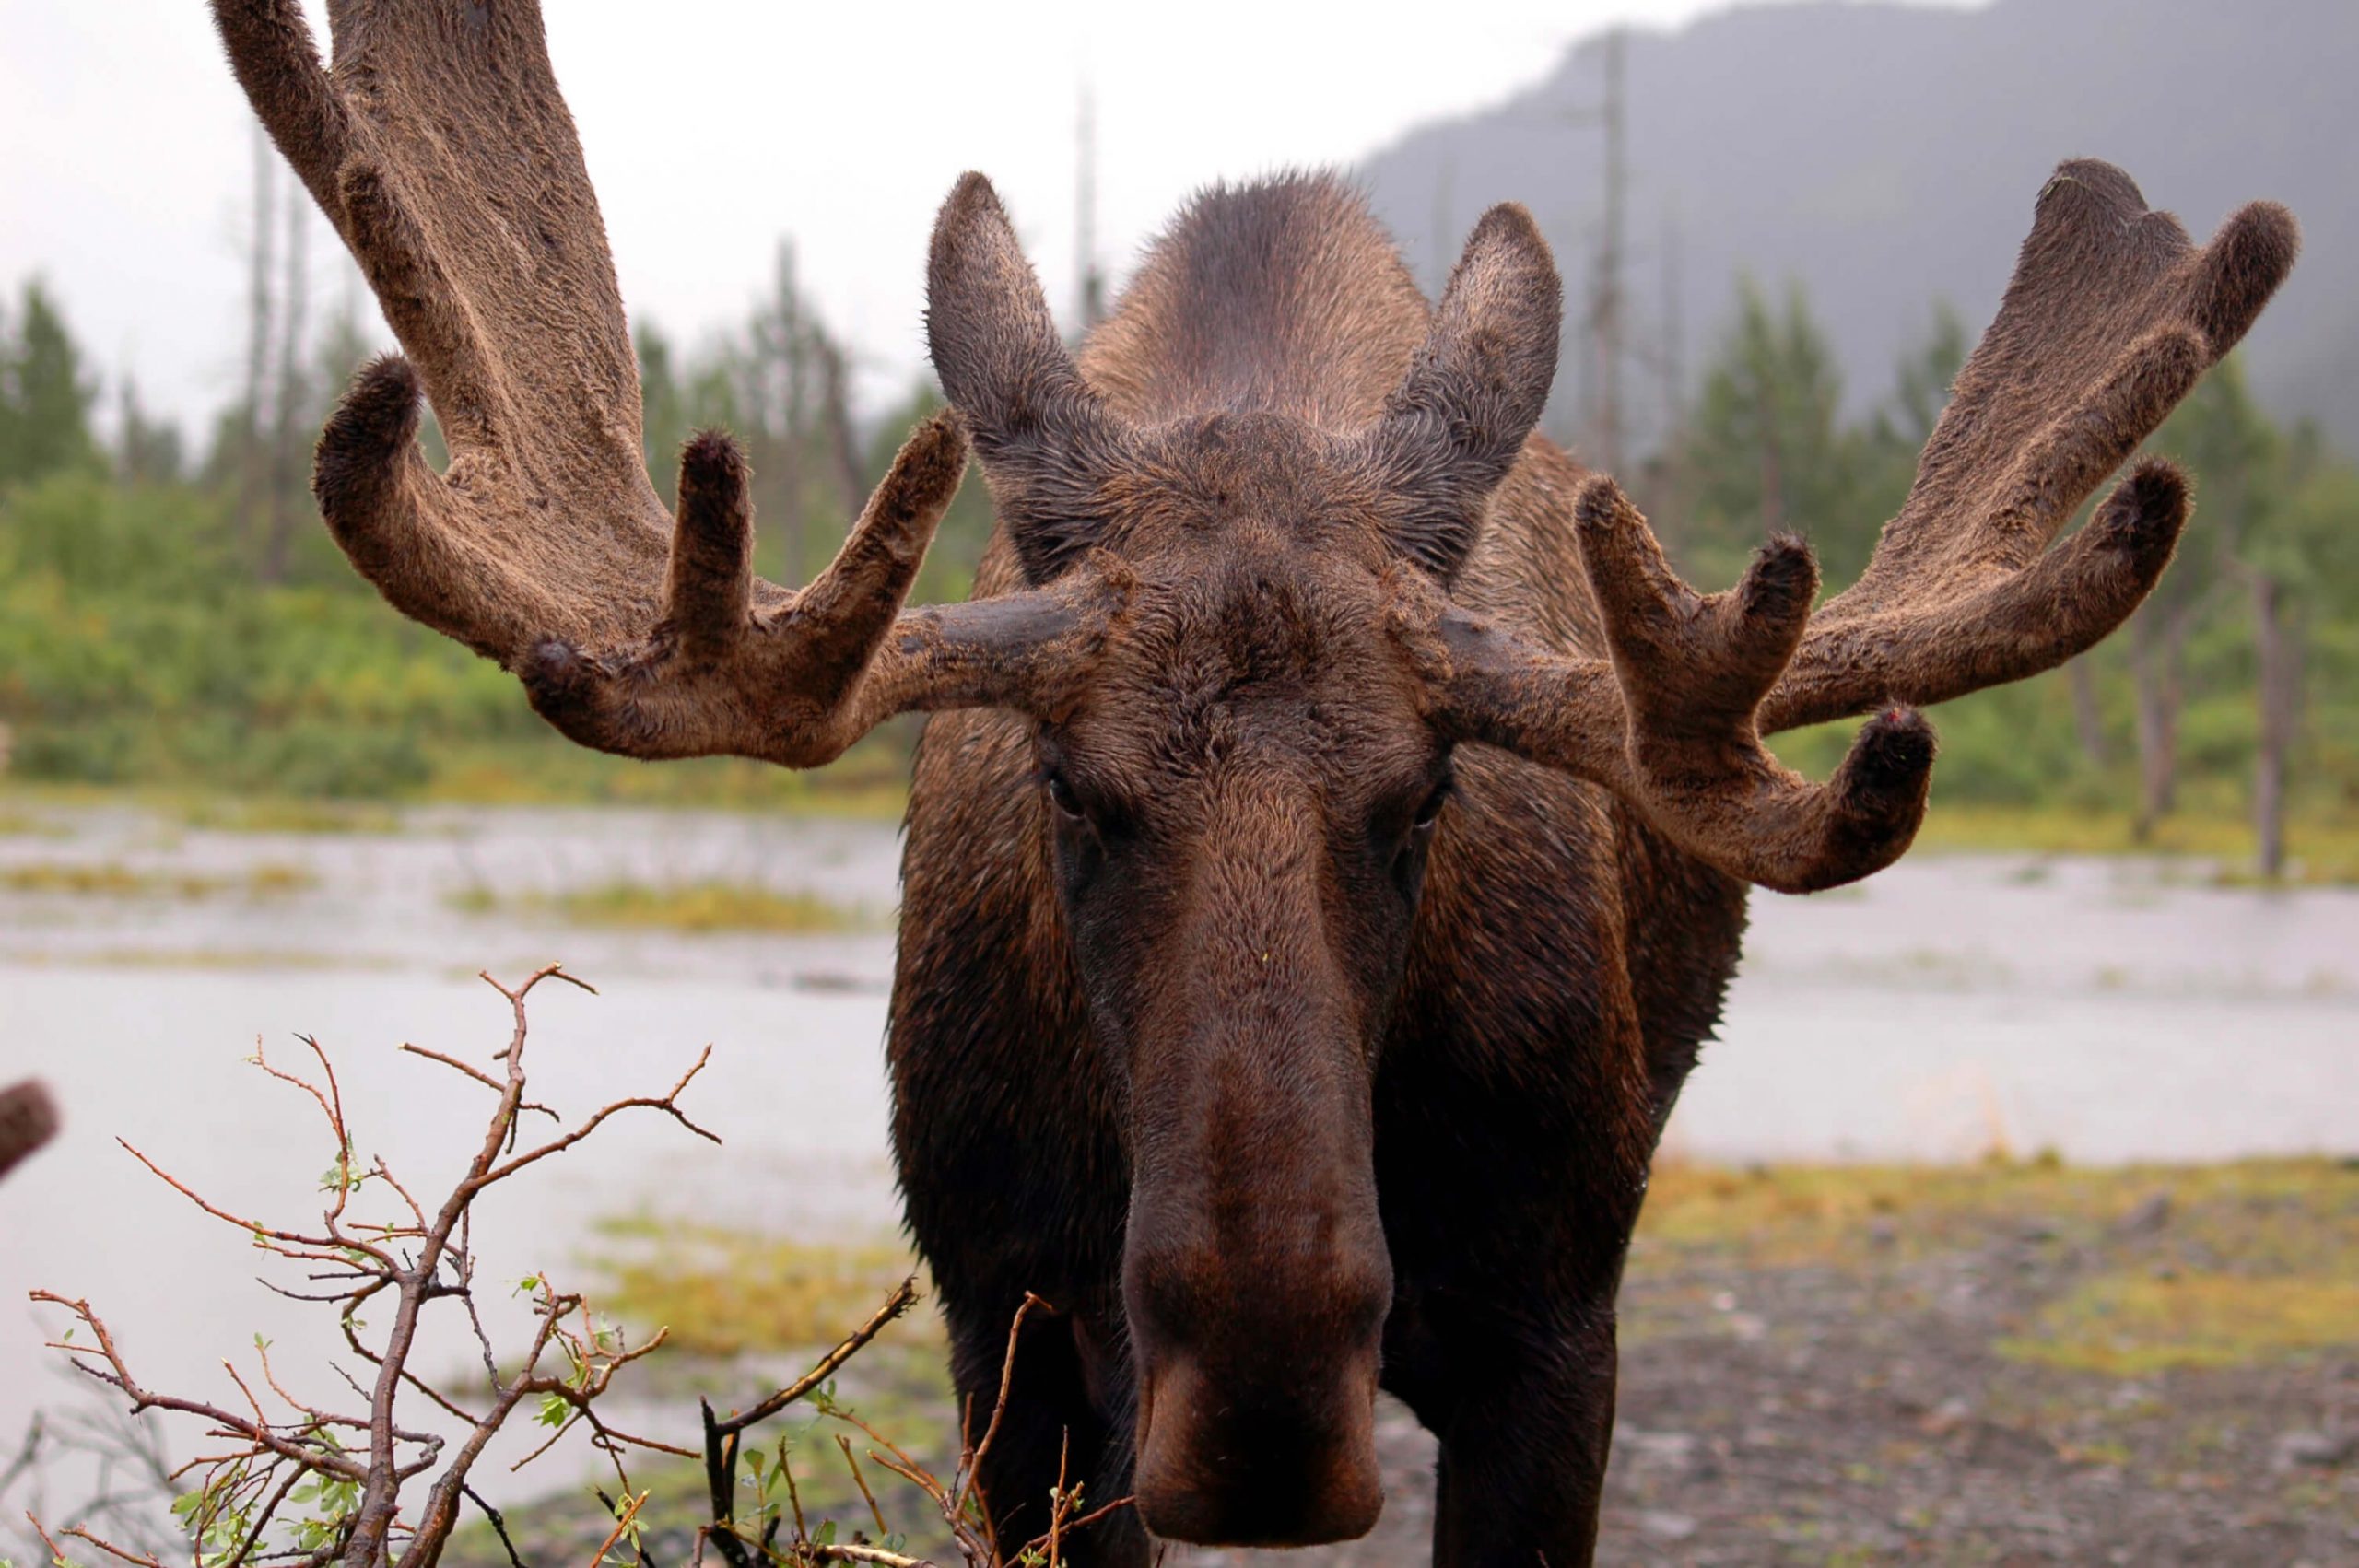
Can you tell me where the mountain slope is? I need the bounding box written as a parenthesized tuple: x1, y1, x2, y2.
(1356, 0, 2353, 456)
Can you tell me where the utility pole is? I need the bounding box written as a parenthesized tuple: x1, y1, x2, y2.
(1555, 27, 1630, 474)
(242, 123, 277, 557)
(1429, 152, 1457, 298)
(262, 193, 310, 582)
(1074, 82, 1106, 335)
(1659, 211, 1684, 459)
(1588, 27, 1628, 478)
(1654, 209, 1688, 554)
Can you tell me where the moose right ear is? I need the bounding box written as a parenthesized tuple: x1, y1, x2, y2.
(1362, 204, 1564, 581)
(925, 172, 1120, 584)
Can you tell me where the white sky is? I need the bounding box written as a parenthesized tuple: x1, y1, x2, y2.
(0, 0, 1974, 439)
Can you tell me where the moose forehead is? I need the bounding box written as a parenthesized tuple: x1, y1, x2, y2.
(1054, 543, 1436, 799)
(1092, 410, 1402, 563)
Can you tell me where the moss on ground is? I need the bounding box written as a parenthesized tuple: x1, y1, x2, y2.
(0, 859, 316, 898)
(450, 879, 871, 935)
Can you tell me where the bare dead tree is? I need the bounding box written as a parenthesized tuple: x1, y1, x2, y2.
(694, 1288, 1129, 1568)
(240, 123, 278, 553)
(2249, 569, 2303, 879)
(815, 334, 868, 529)
(26, 966, 716, 1568)
(22, 970, 1128, 1568)
(262, 189, 312, 582)
(2068, 658, 2111, 768)
(0, 1375, 182, 1565)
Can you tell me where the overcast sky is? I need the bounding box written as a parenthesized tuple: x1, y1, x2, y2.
(1, 0, 1976, 439)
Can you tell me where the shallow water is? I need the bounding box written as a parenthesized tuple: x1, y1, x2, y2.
(0, 801, 2352, 1514)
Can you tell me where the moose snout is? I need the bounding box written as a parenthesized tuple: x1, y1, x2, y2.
(1122, 1193, 1392, 1546)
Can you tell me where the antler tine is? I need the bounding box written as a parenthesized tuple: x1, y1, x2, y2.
(1414, 479, 1934, 895)
(522, 415, 952, 766)
(1761, 160, 2298, 734)
(211, 0, 349, 218)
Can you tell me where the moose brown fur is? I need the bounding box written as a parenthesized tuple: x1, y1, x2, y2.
(213, 4, 2295, 1562)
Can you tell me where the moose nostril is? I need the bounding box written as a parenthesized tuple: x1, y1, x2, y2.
(1133, 1353, 1385, 1547)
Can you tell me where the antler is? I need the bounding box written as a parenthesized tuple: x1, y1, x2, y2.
(1406, 482, 1933, 895)
(214, 0, 1115, 765)
(1758, 159, 2298, 733)
(1414, 162, 2294, 895)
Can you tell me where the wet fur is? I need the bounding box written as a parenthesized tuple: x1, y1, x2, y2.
(895, 176, 1696, 1565)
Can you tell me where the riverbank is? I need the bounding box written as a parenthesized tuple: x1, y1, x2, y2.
(7, 778, 2357, 887)
(428, 1157, 2359, 1567)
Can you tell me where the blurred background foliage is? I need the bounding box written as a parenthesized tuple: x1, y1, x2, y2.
(0, 244, 2353, 865)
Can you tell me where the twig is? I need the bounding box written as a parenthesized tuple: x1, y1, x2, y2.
(708, 1280, 919, 1439)
(836, 1435, 887, 1537)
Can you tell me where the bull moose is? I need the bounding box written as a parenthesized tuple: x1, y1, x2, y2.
(212, 2, 2295, 1562)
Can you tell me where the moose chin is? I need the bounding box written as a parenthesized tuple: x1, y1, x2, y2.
(214, 2, 2295, 1561)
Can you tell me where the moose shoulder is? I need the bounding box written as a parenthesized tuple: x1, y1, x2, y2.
(213, 4, 2296, 1562)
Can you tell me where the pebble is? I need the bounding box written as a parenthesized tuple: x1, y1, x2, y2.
(1637, 1510, 1698, 1541)
(2274, 1430, 2355, 1469)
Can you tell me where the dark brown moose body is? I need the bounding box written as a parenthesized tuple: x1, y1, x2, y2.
(210, 4, 2296, 1562)
(894, 178, 1698, 1559)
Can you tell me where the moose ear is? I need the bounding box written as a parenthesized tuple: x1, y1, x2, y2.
(1362, 204, 1563, 579)
(925, 172, 1120, 584)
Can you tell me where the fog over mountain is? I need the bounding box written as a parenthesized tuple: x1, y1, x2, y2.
(1355, 0, 2352, 457)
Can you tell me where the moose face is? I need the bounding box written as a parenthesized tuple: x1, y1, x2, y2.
(923, 174, 1567, 1546)
(1025, 422, 1454, 1543)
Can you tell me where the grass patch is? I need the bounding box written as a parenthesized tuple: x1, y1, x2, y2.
(1915, 802, 2359, 885)
(582, 1218, 925, 1358)
(1637, 1156, 2359, 1374)
(0, 860, 316, 898)
(172, 796, 408, 835)
(414, 734, 914, 820)
(0, 808, 71, 837)
(1635, 1155, 2359, 1270)
(452, 879, 870, 934)
(1999, 1271, 2359, 1375)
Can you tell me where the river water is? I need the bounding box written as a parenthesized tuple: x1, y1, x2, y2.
(0, 801, 2351, 1523)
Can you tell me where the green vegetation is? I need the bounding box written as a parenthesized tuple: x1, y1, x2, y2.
(1637, 1155, 2359, 1374)
(2, 267, 2353, 876)
(2001, 1270, 2359, 1376)
(453, 878, 870, 934)
(0, 860, 314, 898)
(1642, 289, 2359, 878)
(582, 1216, 926, 1358)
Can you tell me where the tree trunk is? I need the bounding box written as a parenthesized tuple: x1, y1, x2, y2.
(2068, 659, 2110, 768)
(261, 193, 310, 584)
(2130, 609, 2184, 842)
(816, 332, 866, 517)
(2251, 572, 2300, 880)
(241, 125, 277, 559)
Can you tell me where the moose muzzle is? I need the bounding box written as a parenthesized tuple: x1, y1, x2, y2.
(1120, 1045, 1393, 1546)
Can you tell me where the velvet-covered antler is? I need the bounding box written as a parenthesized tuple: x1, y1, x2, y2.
(1417, 163, 2293, 894)
(1402, 482, 1933, 895)
(213, 0, 1120, 766)
(1759, 160, 2298, 733)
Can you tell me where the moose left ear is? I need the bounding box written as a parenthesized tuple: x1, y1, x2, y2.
(1359, 204, 1563, 579)
(925, 172, 1126, 584)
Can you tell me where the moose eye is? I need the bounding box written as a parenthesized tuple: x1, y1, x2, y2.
(1411, 778, 1454, 832)
(1045, 771, 1086, 821)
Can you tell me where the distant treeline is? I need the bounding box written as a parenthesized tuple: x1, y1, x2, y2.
(0, 258, 2353, 861)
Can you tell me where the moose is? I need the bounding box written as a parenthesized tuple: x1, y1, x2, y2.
(212, 3, 2294, 1562)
